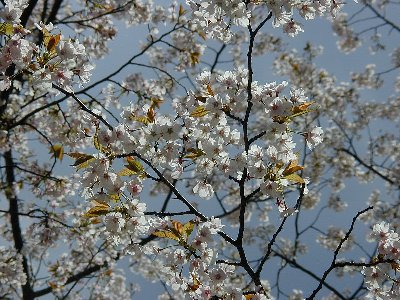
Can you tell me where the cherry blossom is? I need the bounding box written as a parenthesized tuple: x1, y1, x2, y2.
(0, 0, 399, 299)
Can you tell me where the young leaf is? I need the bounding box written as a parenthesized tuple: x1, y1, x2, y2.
(48, 281, 59, 290)
(117, 167, 137, 177)
(182, 220, 195, 239)
(186, 275, 200, 292)
(93, 133, 101, 151)
(190, 106, 209, 118)
(126, 157, 145, 173)
(190, 52, 200, 66)
(84, 205, 110, 218)
(284, 173, 305, 184)
(197, 31, 206, 40)
(195, 95, 207, 103)
(42, 28, 61, 53)
(171, 220, 183, 235)
(151, 230, 180, 241)
(272, 115, 290, 124)
(282, 159, 304, 176)
(151, 97, 163, 109)
(109, 193, 121, 202)
(178, 4, 185, 17)
(391, 262, 400, 271)
(245, 294, 256, 300)
(91, 218, 102, 224)
(146, 106, 155, 123)
(206, 84, 214, 96)
(289, 109, 315, 120)
(66, 152, 87, 158)
(134, 115, 150, 125)
(67, 153, 95, 170)
(91, 199, 110, 208)
(184, 148, 205, 159)
(292, 101, 315, 114)
(49, 144, 64, 161)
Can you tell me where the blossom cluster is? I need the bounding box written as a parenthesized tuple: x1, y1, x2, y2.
(186, 0, 357, 42)
(175, 68, 321, 215)
(126, 216, 274, 299)
(77, 64, 322, 214)
(362, 222, 400, 299)
(68, 61, 324, 297)
(77, 152, 149, 245)
(0, 246, 27, 297)
(0, 1, 93, 92)
(331, 12, 361, 53)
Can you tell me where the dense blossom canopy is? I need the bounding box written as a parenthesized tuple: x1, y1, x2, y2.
(0, 0, 399, 299)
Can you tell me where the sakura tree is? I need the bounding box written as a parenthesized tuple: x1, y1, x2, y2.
(0, 0, 399, 299)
